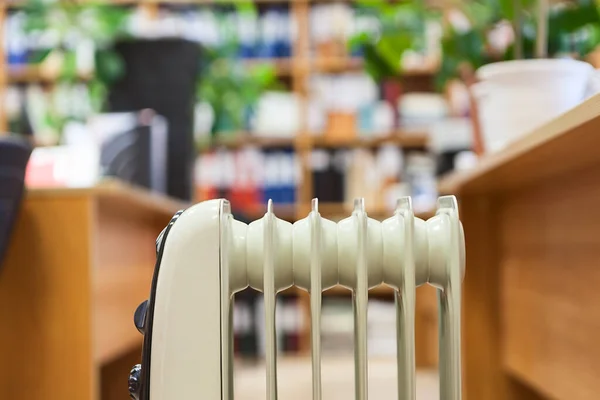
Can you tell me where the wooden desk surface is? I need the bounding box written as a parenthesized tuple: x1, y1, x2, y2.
(26, 179, 188, 218)
(441, 94, 600, 400)
(440, 93, 600, 195)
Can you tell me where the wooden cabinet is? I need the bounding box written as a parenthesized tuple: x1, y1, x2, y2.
(441, 94, 600, 400)
(0, 181, 184, 400)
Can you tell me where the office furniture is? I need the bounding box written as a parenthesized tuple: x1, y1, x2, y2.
(0, 180, 185, 400)
(0, 0, 439, 365)
(441, 93, 600, 400)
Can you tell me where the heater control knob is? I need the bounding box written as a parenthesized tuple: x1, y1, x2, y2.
(128, 364, 142, 400)
(133, 300, 148, 334)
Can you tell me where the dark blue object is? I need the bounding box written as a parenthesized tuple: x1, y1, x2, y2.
(0, 135, 33, 270)
(238, 45, 256, 59)
(7, 52, 28, 67)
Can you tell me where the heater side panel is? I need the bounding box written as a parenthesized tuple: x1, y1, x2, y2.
(150, 200, 223, 399)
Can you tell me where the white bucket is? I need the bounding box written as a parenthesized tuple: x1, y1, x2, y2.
(473, 59, 600, 153)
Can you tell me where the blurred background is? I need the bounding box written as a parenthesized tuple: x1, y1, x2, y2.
(2, 0, 600, 399)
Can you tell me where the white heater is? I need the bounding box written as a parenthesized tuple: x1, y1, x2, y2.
(128, 195, 465, 400)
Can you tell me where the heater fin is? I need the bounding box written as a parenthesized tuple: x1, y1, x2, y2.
(309, 199, 323, 400)
(394, 197, 416, 400)
(264, 199, 278, 400)
(353, 198, 369, 400)
(435, 196, 463, 400)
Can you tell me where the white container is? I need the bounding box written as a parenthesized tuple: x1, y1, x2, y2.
(253, 91, 301, 137)
(473, 59, 600, 153)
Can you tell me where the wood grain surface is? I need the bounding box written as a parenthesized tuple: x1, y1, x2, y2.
(501, 167, 600, 400)
(0, 195, 95, 400)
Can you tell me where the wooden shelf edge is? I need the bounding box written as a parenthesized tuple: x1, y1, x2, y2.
(7, 58, 291, 84)
(317, 202, 435, 220)
(312, 56, 437, 76)
(27, 179, 188, 218)
(439, 93, 600, 195)
(243, 58, 294, 76)
(199, 134, 296, 152)
(199, 132, 428, 152)
(7, 65, 93, 84)
(238, 203, 296, 220)
(311, 132, 429, 149)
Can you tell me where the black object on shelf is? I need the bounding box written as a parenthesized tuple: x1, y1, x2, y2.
(93, 111, 168, 194)
(312, 149, 345, 203)
(108, 39, 200, 201)
(234, 287, 260, 359)
(100, 124, 153, 190)
(435, 148, 470, 177)
(0, 135, 33, 271)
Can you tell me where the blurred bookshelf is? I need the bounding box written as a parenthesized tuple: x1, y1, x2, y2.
(1, 0, 441, 361)
(5, 56, 435, 86)
(2, 0, 442, 275)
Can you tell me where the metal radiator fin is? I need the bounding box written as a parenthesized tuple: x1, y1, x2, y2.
(224, 195, 465, 400)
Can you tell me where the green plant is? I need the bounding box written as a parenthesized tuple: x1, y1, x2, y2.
(348, 0, 437, 82)
(196, 3, 280, 135)
(438, 0, 600, 88)
(22, 0, 130, 120)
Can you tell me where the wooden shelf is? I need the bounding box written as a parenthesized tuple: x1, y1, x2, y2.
(199, 134, 296, 152)
(439, 93, 600, 196)
(318, 202, 435, 219)
(28, 178, 188, 219)
(238, 203, 296, 220)
(313, 56, 364, 73)
(228, 202, 434, 222)
(7, 58, 290, 84)
(7, 65, 93, 84)
(0, 179, 185, 398)
(311, 132, 429, 149)
(312, 56, 437, 76)
(6, 57, 431, 84)
(324, 284, 393, 296)
(244, 58, 294, 76)
(200, 132, 428, 152)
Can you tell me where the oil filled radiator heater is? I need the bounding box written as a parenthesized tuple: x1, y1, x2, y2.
(127, 195, 465, 400)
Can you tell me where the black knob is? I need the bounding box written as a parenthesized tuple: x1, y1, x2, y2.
(128, 364, 142, 400)
(134, 300, 148, 334)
